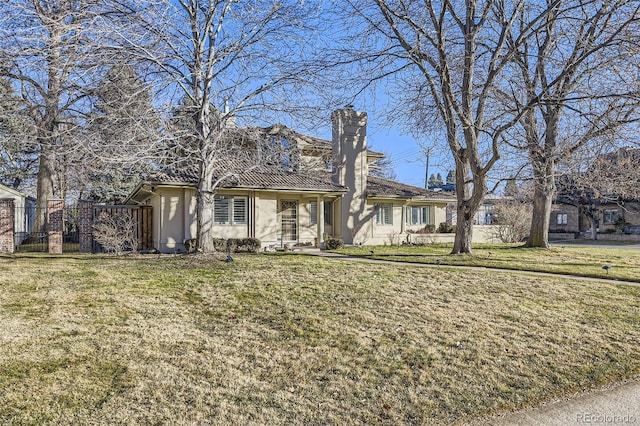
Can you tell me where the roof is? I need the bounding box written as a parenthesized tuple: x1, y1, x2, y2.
(260, 124, 385, 158)
(0, 183, 31, 200)
(366, 175, 455, 201)
(127, 164, 453, 204)
(136, 164, 347, 194)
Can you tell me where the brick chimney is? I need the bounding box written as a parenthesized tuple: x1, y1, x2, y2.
(332, 106, 368, 244)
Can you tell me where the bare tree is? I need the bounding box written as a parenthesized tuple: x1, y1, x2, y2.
(559, 146, 640, 239)
(0, 0, 124, 229)
(490, 200, 532, 243)
(337, 0, 559, 254)
(108, 0, 317, 253)
(500, 0, 640, 248)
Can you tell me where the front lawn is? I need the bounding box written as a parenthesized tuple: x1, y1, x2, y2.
(0, 253, 639, 425)
(334, 243, 640, 282)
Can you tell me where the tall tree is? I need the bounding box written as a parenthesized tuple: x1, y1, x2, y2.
(0, 0, 111, 229)
(340, 0, 558, 253)
(502, 0, 640, 248)
(0, 77, 37, 190)
(111, 0, 316, 252)
(82, 63, 161, 204)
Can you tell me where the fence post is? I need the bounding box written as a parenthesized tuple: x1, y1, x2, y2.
(0, 199, 15, 254)
(79, 200, 94, 253)
(48, 199, 64, 254)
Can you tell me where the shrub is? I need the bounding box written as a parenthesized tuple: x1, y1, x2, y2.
(212, 238, 227, 251)
(232, 238, 261, 253)
(416, 224, 436, 234)
(92, 212, 139, 255)
(212, 237, 261, 253)
(184, 238, 198, 253)
(325, 237, 344, 250)
(437, 222, 456, 233)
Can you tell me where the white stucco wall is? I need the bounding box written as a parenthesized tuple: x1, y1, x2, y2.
(255, 192, 278, 246)
(0, 185, 34, 236)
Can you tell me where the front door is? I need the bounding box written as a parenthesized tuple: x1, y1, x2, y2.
(281, 200, 298, 242)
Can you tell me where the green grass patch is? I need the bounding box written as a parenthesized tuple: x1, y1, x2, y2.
(0, 253, 638, 424)
(334, 243, 640, 282)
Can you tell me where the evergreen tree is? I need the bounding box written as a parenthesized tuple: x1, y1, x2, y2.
(445, 170, 455, 185)
(83, 63, 160, 204)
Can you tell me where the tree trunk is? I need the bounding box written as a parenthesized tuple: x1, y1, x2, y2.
(525, 164, 555, 248)
(196, 159, 217, 253)
(33, 145, 56, 233)
(452, 202, 474, 254)
(450, 157, 481, 255)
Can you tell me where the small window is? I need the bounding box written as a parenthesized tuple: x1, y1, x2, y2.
(376, 203, 393, 225)
(556, 213, 568, 225)
(310, 201, 318, 226)
(214, 195, 247, 225)
(233, 197, 247, 225)
(214, 196, 230, 224)
(406, 206, 431, 226)
(603, 209, 618, 225)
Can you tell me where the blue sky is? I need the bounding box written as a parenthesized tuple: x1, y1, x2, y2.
(314, 119, 451, 188)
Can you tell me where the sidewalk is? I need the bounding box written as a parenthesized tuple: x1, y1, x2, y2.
(477, 378, 640, 425)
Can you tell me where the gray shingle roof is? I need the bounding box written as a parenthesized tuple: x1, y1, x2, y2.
(146, 165, 453, 200)
(366, 175, 455, 199)
(147, 165, 347, 192)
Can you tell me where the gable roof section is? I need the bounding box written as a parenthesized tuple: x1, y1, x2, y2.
(366, 175, 454, 201)
(0, 183, 30, 199)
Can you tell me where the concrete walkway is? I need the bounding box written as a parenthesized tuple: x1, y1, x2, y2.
(477, 378, 640, 426)
(301, 248, 640, 424)
(301, 248, 640, 286)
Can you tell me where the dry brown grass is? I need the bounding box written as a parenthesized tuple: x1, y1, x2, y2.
(337, 243, 640, 282)
(0, 253, 639, 425)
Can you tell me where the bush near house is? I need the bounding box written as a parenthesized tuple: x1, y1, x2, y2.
(212, 238, 261, 253)
(325, 237, 344, 250)
(437, 222, 456, 233)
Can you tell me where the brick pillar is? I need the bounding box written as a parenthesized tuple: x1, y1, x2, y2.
(78, 200, 94, 253)
(48, 199, 64, 254)
(0, 199, 15, 254)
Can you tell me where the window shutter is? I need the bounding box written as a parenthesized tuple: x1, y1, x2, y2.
(310, 201, 318, 225)
(233, 197, 247, 224)
(214, 196, 230, 224)
(384, 204, 393, 225)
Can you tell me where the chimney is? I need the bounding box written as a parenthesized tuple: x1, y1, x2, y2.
(332, 106, 368, 244)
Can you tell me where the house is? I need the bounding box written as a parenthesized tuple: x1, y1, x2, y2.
(125, 108, 456, 253)
(551, 147, 640, 237)
(0, 183, 36, 244)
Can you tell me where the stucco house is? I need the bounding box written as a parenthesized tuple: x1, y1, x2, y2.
(0, 183, 36, 244)
(125, 108, 455, 253)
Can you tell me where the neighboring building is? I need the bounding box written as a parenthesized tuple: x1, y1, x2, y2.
(551, 147, 640, 236)
(549, 202, 581, 234)
(0, 183, 36, 243)
(125, 108, 457, 252)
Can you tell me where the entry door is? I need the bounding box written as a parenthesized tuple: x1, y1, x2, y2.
(281, 200, 298, 241)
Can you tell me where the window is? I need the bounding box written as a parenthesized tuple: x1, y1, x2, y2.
(406, 206, 431, 226)
(310, 201, 318, 225)
(556, 213, 568, 225)
(603, 209, 618, 225)
(324, 202, 332, 225)
(376, 203, 393, 225)
(310, 201, 333, 225)
(214, 195, 247, 225)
